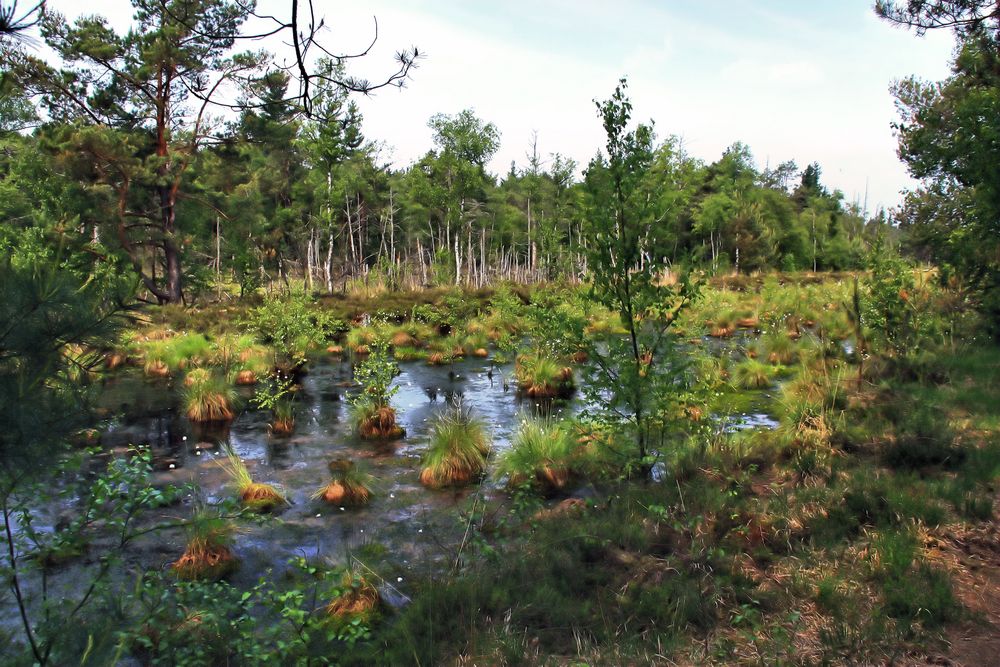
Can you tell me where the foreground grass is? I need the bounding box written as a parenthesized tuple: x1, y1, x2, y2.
(337, 345, 1000, 665)
(71, 276, 1000, 665)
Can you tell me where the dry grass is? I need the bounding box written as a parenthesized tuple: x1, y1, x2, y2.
(325, 573, 380, 619)
(172, 538, 237, 581)
(234, 369, 257, 385)
(219, 445, 287, 512)
(357, 405, 404, 440)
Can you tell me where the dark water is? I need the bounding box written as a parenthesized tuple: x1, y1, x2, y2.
(94, 348, 780, 581)
(95, 355, 584, 587)
(1, 346, 780, 627)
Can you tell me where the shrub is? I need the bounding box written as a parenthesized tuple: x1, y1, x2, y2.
(351, 341, 403, 439)
(253, 374, 297, 435)
(246, 293, 342, 363)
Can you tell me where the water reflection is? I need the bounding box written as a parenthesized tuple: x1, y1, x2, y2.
(93, 350, 782, 585)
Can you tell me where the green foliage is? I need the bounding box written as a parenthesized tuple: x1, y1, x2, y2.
(581, 79, 698, 466)
(125, 557, 377, 665)
(863, 235, 937, 358)
(885, 11, 1000, 335)
(350, 340, 399, 409)
(0, 250, 129, 486)
(0, 448, 187, 665)
(246, 294, 342, 363)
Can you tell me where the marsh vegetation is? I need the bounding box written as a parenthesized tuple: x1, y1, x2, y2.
(3, 2, 1000, 664)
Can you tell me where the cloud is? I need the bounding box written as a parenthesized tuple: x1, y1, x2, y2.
(721, 60, 825, 87)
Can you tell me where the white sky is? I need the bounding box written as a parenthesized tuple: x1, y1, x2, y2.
(45, 0, 957, 212)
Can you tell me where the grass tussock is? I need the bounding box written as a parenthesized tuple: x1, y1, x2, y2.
(514, 351, 575, 398)
(325, 570, 380, 621)
(496, 419, 579, 494)
(183, 373, 239, 423)
(219, 445, 287, 512)
(171, 515, 237, 581)
(314, 459, 373, 506)
(420, 404, 490, 489)
(730, 358, 776, 390)
(353, 401, 404, 440)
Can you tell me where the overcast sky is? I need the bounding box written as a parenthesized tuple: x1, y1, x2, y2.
(47, 0, 957, 213)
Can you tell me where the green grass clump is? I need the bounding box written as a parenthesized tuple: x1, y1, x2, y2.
(730, 358, 775, 390)
(393, 345, 427, 362)
(420, 404, 490, 489)
(883, 404, 964, 470)
(807, 470, 948, 546)
(183, 373, 239, 423)
(496, 419, 578, 493)
(515, 351, 574, 398)
(163, 333, 213, 370)
(210, 333, 256, 370)
(869, 530, 958, 628)
(763, 332, 798, 365)
(141, 332, 213, 377)
(346, 327, 377, 354)
(463, 332, 490, 356)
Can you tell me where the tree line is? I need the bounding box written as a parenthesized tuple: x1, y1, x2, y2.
(0, 0, 893, 305)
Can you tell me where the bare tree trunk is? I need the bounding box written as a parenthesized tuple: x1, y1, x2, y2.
(479, 227, 486, 287)
(215, 216, 221, 299)
(417, 237, 427, 285)
(325, 226, 334, 293)
(345, 194, 356, 274)
(305, 228, 314, 292)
